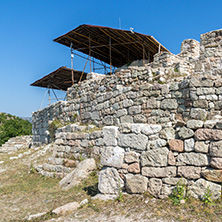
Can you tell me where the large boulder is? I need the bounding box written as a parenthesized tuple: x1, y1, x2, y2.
(59, 158, 96, 190)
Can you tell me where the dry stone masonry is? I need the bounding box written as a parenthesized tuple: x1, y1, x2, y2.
(33, 29, 222, 199)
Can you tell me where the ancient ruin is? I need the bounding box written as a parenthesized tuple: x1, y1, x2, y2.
(32, 27, 222, 200)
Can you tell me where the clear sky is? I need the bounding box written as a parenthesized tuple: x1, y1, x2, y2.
(1, 0, 222, 117)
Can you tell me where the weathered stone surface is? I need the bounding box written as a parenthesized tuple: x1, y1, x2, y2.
(63, 159, 76, 167)
(159, 127, 175, 140)
(204, 120, 217, 128)
(184, 138, 195, 152)
(177, 153, 208, 166)
(124, 151, 139, 163)
(120, 115, 134, 123)
(190, 108, 207, 120)
(141, 125, 162, 136)
(178, 166, 201, 179)
(187, 120, 203, 129)
(100, 146, 124, 168)
(210, 157, 222, 169)
(194, 141, 209, 153)
(125, 174, 148, 194)
(148, 138, 167, 149)
(148, 178, 162, 197)
(162, 177, 187, 185)
(141, 147, 169, 167)
(188, 178, 221, 200)
(210, 141, 222, 157)
(142, 166, 176, 178)
(178, 127, 194, 139)
(201, 169, 222, 182)
(169, 139, 184, 152)
(128, 106, 141, 115)
(128, 162, 140, 173)
(103, 126, 119, 146)
(160, 184, 173, 198)
(168, 151, 176, 165)
(160, 99, 177, 110)
(195, 129, 222, 141)
(98, 167, 124, 194)
(118, 133, 148, 150)
(52, 202, 80, 215)
(59, 158, 96, 190)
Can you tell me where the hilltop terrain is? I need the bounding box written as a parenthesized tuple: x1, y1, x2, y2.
(0, 113, 32, 146)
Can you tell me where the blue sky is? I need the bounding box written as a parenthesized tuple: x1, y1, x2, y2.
(0, 0, 222, 117)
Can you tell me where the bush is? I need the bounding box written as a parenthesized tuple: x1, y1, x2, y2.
(0, 113, 32, 146)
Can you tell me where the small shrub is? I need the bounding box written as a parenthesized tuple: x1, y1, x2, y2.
(203, 186, 214, 205)
(115, 180, 124, 202)
(48, 119, 63, 142)
(170, 180, 187, 205)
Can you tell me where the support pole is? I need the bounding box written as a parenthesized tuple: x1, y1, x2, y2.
(109, 36, 112, 75)
(71, 44, 74, 85)
(158, 44, 161, 54)
(48, 88, 51, 106)
(89, 35, 92, 73)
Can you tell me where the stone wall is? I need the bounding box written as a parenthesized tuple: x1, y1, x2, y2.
(32, 28, 222, 199)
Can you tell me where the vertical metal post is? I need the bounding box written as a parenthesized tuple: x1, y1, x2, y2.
(109, 36, 112, 75)
(89, 35, 92, 73)
(158, 44, 161, 54)
(71, 45, 74, 85)
(48, 88, 51, 106)
(142, 44, 145, 67)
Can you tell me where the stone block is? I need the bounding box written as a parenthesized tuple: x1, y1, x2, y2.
(160, 99, 178, 110)
(169, 139, 184, 152)
(128, 106, 141, 115)
(178, 166, 201, 179)
(103, 126, 119, 146)
(210, 157, 222, 169)
(177, 152, 208, 166)
(168, 151, 176, 165)
(118, 133, 148, 150)
(195, 129, 222, 141)
(186, 120, 203, 129)
(128, 162, 140, 174)
(98, 167, 124, 194)
(201, 169, 222, 183)
(141, 124, 162, 136)
(190, 108, 207, 120)
(100, 146, 124, 168)
(178, 127, 194, 139)
(142, 166, 176, 178)
(124, 151, 139, 163)
(125, 174, 148, 194)
(120, 115, 134, 123)
(159, 127, 175, 140)
(148, 178, 162, 198)
(204, 120, 217, 128)
(162, 177, 187, 185)
(188, 178, 221, 200)
(141, 147, 169, 167)
(210, 141, 222, 157)
(194, 141, 209, 153)
(184, 138, 195, 152)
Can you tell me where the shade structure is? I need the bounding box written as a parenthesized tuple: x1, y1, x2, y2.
(54, 24, 170, 68)
(31, 66, 87, 91)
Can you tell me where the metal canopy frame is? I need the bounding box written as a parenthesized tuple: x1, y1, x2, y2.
(54, 24, 170, 69)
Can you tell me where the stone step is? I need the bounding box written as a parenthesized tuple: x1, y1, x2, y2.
(42, 163, 72, 174)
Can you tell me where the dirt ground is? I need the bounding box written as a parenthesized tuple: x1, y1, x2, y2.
(0, 146, 222, 222)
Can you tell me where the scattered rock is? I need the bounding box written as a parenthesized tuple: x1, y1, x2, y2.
(59, 158, 96, 190)
(52, 202, 80, 215)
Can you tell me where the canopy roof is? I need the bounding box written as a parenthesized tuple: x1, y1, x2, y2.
(31, 66, 87, 91)
(54, 24, 170, 68)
